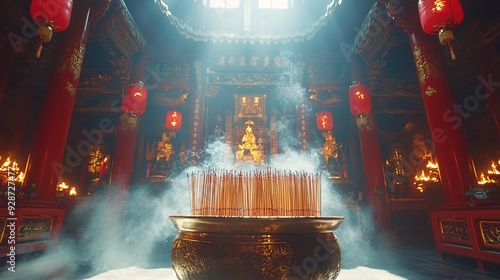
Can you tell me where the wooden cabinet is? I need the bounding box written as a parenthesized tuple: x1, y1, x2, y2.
(429, 208, 500, 271)
(0, 200, 65, 256)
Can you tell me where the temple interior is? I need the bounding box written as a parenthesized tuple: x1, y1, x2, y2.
(1, 0, 500, 279)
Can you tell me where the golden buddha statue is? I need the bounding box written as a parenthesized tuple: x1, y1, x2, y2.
(236, 120, 264, 164)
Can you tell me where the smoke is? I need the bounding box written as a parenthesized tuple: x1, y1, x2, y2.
(10, 138, 374, 279)
(271, 49, 377, 268)
(184, 140, 376, 269)
(9, 50, 380, 279)
(275, 49, 307, 108)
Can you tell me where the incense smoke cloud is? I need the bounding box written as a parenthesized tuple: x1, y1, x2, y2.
(271, 49, 375, 267)
(11, 49, 378, 279)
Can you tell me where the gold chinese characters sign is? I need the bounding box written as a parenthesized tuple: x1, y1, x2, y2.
(211, 52, 284, 69)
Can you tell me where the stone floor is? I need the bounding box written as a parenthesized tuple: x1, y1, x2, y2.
(2, 242, 499, 280)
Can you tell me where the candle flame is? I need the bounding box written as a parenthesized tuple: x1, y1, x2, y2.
(58, 181, 69, 191)
(476, 158, 499, 185)
(426, 160, 439, 169)
(487, 160, 499, 175)
(415, 160, 440, 182)
(1, 155, 24, 183)
(477, 172, 496, 185)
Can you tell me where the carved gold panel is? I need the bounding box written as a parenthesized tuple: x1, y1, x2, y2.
(18, 216, 53, 242)
(479, 221, 500, 249)
(440, 219, 470, 241)
(234, 94, 266, 121)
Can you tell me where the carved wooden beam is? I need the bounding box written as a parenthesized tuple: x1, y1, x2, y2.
(353, 2, 395, 65)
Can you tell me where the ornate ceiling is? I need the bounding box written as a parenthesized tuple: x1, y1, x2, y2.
(1, 0, 499, 145)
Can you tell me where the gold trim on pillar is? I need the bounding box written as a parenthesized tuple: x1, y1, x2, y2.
(413, 46, 439, 84)
(65, 82, 76, 95)
(62, 43, 86, 80)
(425, 86, 437, 97)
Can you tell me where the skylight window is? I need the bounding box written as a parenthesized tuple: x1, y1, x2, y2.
(210, 0, 240, 8)
(259, 0, 288, 9)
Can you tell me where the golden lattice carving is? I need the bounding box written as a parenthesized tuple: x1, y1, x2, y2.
(480, 221, 500, 248)
(18, 216, 53, 241)
(440, 219, 470, 241)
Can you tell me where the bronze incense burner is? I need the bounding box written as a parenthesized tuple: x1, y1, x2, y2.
(169, 215, 344, 280)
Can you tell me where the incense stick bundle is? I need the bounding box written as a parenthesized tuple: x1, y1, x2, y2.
(187, 169, 322, 217)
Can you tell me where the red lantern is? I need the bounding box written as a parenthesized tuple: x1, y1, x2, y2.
(316, 111, 333, 131)
(166, 110, 182, 131)
(122, 81, 148, 116)
(418, 0, 464, 60)
(30, 0, 73, 57)
(348, 82, 372, 116)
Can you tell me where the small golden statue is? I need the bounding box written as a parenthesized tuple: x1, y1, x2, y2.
(322, 131, 338, 165)
(148, 132, 174, 176)
(236, 120, 264, 164)
(322, 131, 344, 177)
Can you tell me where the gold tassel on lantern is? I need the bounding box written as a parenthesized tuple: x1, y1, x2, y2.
(438, 29, 456, 60)
(35, 25, 53, 58)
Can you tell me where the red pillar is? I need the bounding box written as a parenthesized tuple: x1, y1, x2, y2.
(25, 0, 93, 201)
(350, 54, 390, 228)
(108, 53, 148, 199)
(357, 115, 391, 226)
(385, 1, 476, 206)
